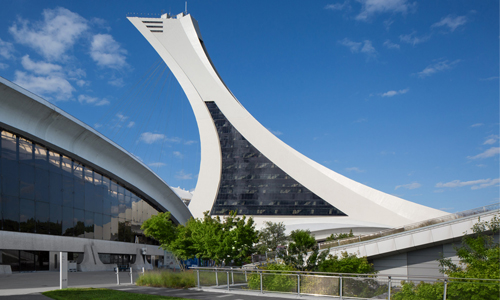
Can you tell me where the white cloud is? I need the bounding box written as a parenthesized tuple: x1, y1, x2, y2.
(0, 62, 8, 70)
(483, 135, 499, 145)
(325, 1, 350, 11)
(383, 39, 400, 49)
(381, 88, 409, 97)
(436, 178, 499, 190)
(184, 140, 197, 145)
(139, 132, 166, 144)
(9, 7, 88, 61)
(78, 94, 109, 106)
(175, 170, 192, 180)
(471, 123, 484, 128)
(21, 55, 62, 75)
(467, 147, 500, 160)
(432, 15, 467, 32)
(356, 0, 415, 21)
(14, 70, 74, 101)
(148, 162, 166, 168)
(116, 112, 128, 122)
(90, 34, 127, 69)
(338, 38, 376, 58)
(417, 59, 460, 78)
(76, 80, 88, 87)
(346, 167, 365, 173)
(399, 31, 430, 45)
(268, 128, 283, 136)
(127, 121, 135, 128)
(479, 76, 499, 81)
(173, 151, 184, 159)
(108, 78, 124, 87)
(395, 182, 421, 190)
(0, 38, 14, 59)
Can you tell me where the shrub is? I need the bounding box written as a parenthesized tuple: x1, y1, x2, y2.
(136, 270, 195, 289)
(247, 264, 297, 293)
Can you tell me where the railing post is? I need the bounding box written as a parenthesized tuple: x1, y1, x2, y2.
(197, 269, 200, 288)
(388, 276, 391, 300)
(231, 267, 234, 285)
(142, 267, 145, 275)
(227, 271, 230, 291)
(339, 275, 343, 300)
(130, 267, 133, 284)
(443, 279, 448, 300)
(260, 271, 263, 294)
(297, 274, 300, 296)
(116, 268, 120, 285)
(216, 268, 219, 286)
(245, 270, 247, 282)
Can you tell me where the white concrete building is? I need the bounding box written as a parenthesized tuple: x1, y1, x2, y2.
(128, 12, 448, 239)
(0, 76, 192, 273)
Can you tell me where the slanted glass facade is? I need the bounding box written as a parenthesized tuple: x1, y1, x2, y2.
(206, 102, 347, 216)
(0, 128, 160, 244)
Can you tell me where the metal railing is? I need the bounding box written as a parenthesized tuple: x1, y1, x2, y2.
(192, 267, 500, 300)
(319, 204, 499, 250)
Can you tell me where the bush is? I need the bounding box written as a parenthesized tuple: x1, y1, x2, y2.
(136, 270, 195, 289)
(247, 264, 297, 293)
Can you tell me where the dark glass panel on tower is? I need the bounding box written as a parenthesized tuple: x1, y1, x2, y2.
(36, 201, 50, 234)
(49, 172, 62, 206)
(2, 158, 19, 197)
(49, 204, 62, 235)
(35, 168, 49, 202)
(74, 208, 85, 238)
(1, 131, 17, 160)
(19, 163, 35, 200)
(94, 212, 103, 240)
(205, 102, 346, 216)
(62, 174, 74, 207)
(62, 206, 73, 236)
(18, 138, 34, 164)
(34, 144, 48, 170)
(74, 178, 84, 209)
(84, 210, 94, 239)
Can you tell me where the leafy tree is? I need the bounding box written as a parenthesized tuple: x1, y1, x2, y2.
(257, 221, 287, 253)
(325, 229, 354, 242)
(282, 229, 329, 271)
(319, 251, 375, 274)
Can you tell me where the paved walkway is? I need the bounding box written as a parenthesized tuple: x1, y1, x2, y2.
(0, 271, 339, 300)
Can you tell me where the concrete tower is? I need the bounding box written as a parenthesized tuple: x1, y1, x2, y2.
(128, 12, 447, 238)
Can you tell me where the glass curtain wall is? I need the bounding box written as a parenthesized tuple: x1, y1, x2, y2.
(0, 128, 160, 244)
(205, 102, 347, 216)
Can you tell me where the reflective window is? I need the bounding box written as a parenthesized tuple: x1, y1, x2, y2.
(0, 128, 161, 244)
(205, 102, 347, 216)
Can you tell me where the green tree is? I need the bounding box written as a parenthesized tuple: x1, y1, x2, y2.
(325, 229, 354, 242)
(257, 221, 287, 254)
(282, 229, 328, 271)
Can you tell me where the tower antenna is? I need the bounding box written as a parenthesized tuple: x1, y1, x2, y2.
(185, 1, 188, 14)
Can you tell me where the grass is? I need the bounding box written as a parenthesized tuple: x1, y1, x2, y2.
(136, 270, 196, 289)
(42, 288, 196, 300)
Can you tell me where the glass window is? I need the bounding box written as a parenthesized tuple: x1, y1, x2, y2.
(1, 131, 17, 160)
(49, 171, 62, 205)
(18, 137, 33, 163)
(74, 209, 85, 238)
(73, 179, 84, 210)
(20, 199, 35, 233)
(19, 250, 35, 272)
(1, 250, 19, 272)
(94, 172, 102, 185)
(84, 167, 93, 183)
(2, 158, 19, 197)
(73, 162, 83, 179)
(20, 163, 35, 200)
(61, 156, 72, 174)
(62, 175, 74, 207)
(48, 151, 61, 171)
(84, 210, 94, 239)
(36, 201, 50, 234)
(110, 216, 118, 241)
(84, 181, 95, 212)
(102, 214, 111, 241)
(34, 144, 48, 169)
(62, 206, 73, 236)
(49, 204, 62, 235)
(94, 213, 103, 240)
(3, 195, 20, 232)
(35, 168, 49, 203)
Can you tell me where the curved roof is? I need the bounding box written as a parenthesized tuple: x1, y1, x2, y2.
(0, 76, 192, 224)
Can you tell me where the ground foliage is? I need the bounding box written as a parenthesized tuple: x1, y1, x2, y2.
(247, 263, 297, 292)
(325, 229, 354, 242)
(136, 270, 196, 289)
(141, 211, 258, 266)
(393, 215, 500, 300)
(318, 251, 375, 274)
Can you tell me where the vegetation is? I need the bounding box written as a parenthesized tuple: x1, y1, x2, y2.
(318, 251, 375, 274)
(42, 288, 196, 300)
(281, 229, 328, 271)
(136, 270, 196, 289)
(141, 211, 258, 266)
(325, 229, 354, 242)
(247, 263, 297, 292)
(393, 215, 500, 300)
(257, 221, 287, 254)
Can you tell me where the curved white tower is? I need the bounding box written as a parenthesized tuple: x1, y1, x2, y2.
(128, 13, 447, 237)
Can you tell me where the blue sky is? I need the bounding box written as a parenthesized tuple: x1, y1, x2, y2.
(0, 0, 498, 213)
